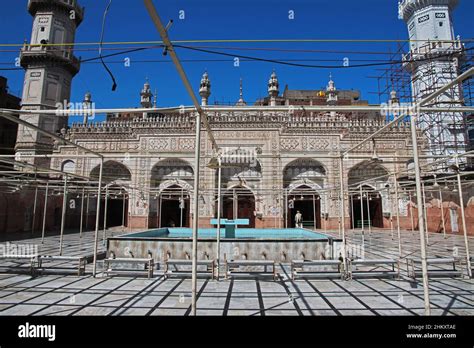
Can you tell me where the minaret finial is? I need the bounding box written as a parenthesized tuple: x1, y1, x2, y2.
(236, 78, 246, 106)
(240, 78, 243, 100)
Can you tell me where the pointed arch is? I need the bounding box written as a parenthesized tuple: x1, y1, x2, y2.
(61, 160, 75, 174)
(348, 161, 389, 228)
(90, 160, 132, 183)
(283, 158, 326, 188)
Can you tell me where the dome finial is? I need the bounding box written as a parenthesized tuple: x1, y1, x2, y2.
(236, 78, 247, 106)
(240, 78, 243, 99)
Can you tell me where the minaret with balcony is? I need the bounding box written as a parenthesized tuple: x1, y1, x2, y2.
(140, 79, 153, 108)
(199, 71, 211, 106)
(399, 0, 465, 157)
(267, 70, 279, 107)
(15, 0, 84, 167)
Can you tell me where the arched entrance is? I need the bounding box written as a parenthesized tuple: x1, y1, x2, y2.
(350, 185, 384, 228)
(149, 159, 193, 228)
(222, 186, 256, 228)
(216, 148, 262, 228)
(283, 158, 326, 229)
(99, 186, 129, 229)
(287, 185, 321, 229)
(91, 161, 131, 229)
(156, 185, 190, 227)
(348, 161, 388, 229)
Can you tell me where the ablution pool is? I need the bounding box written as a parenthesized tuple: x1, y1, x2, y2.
(107, 228, 342, 263)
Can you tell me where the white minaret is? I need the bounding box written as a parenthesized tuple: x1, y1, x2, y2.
(267, 70, 279, 106)
(199, 71, 211, 106)
(399, 0, 466, 158)
(15, 0, 83, 167)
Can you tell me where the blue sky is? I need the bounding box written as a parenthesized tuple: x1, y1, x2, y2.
(0, 0, 473, 123)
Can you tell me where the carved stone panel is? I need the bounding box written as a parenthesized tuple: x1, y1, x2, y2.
(280, 137, 330, 151)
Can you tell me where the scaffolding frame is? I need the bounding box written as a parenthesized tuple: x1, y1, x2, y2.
(371, 40, 474, 161)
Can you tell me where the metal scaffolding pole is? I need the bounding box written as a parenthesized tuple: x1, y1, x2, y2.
(103, 185, 109, 245)
(79, 187, 85, 239)
(190, 111, 202, 315)
(9, 105, 473, 117)
(233, 188, 237, 220)
(31, 185, 38, 235)
(92, 158, 104, 277)
(366, 193, 371, 235)
(313, 194, 317, 230)
(410, 110, 431, 316)
(143, 0, 221, 315)
(350, 193, 355, 230)
(338, 207, 341, 237)
(158, 194, 162, 228)
(409, 192, 415, 235)
(359, 185, 364, 234)
(59, 175, 68, 256)
(422, 182, 429, 245)
(393, 174, 402, 258)
(122, 192, 126, 232)
(338, 155, 348, 275)
(362, 192, 372, 243)
(438, 189, 446, 239)
(389, 191, 394, 241)
(216, 156, 222, 280)
(324, 193, 328, 232)
(85, 193, 90, 233)
(129, 188, 134, 233)
(41, 182, 49, 244)
(146, 204, 149, 229)
(455, 157, 472, 278)
(180, 189, 184, 228)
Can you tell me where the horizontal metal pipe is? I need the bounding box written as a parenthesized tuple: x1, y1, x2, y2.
(0, 110, 103, 159)
(2, 105, 474, 115)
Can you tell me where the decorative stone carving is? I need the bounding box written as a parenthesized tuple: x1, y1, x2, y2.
(280, 138, 299, 150)
(179, 138, 195, 150)
(308, 138, 329, 150)
(148, 138, 169, 150)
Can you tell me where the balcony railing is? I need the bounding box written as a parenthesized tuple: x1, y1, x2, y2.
(21, 44, 80, 73)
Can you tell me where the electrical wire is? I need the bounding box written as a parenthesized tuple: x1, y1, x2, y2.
(174, 44, 474, 69)
(2, 45, 471, 71)
(0, 38, 473, 47)
(98, 0, 117, 91)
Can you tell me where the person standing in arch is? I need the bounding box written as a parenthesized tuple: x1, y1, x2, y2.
(295, 210, 303, 228)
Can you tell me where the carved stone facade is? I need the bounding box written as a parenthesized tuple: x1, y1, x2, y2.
(53, 108, 417, 230)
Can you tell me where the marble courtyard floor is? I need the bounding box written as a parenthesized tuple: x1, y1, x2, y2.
(0, 228, 472, 316)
